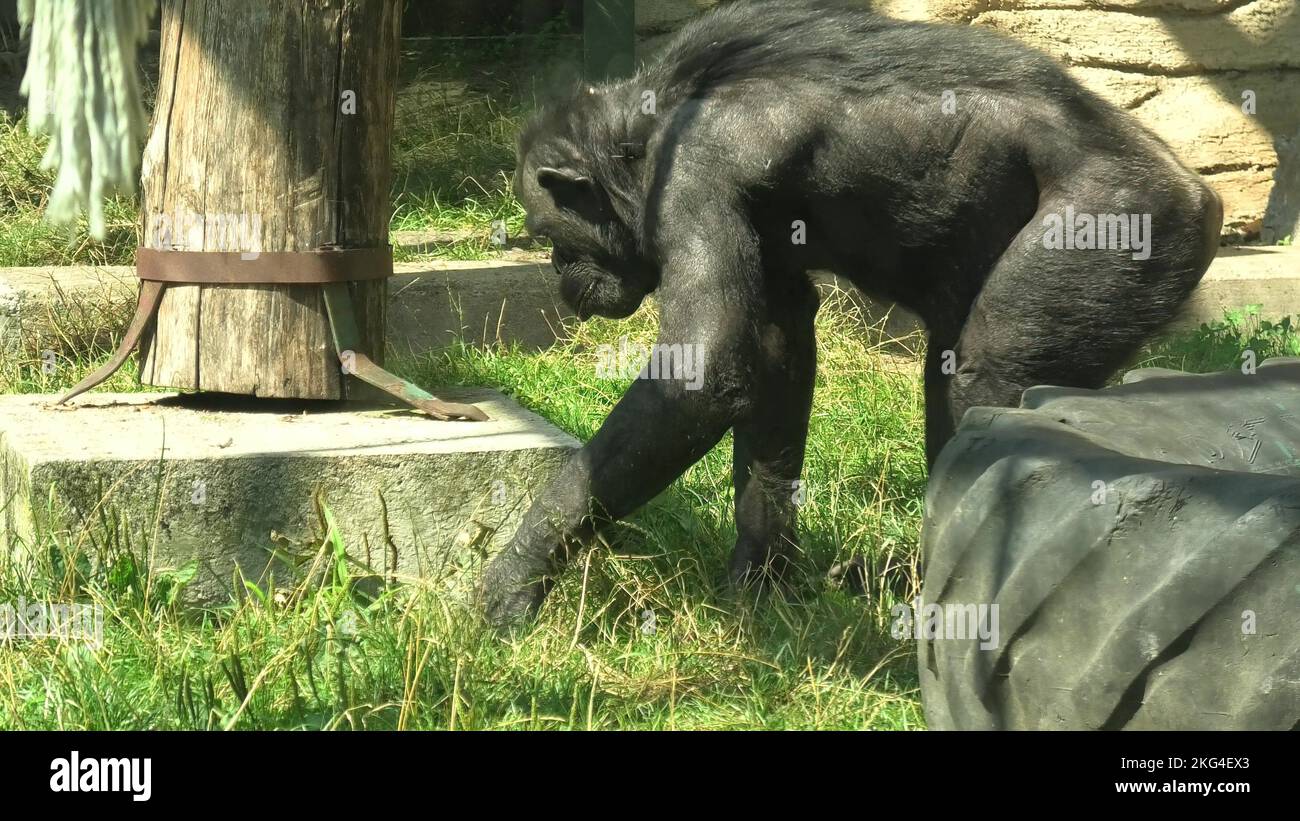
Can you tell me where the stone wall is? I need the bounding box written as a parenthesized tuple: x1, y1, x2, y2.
(636, 0, 1300, 241)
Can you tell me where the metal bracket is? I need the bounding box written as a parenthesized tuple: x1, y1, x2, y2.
(57, 280, 167, 405)
(320, 282, 488, 421)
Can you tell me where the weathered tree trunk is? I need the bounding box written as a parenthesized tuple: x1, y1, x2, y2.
(139, 0, 398, 399)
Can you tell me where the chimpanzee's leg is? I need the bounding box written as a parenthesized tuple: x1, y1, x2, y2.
(729, 279, 819, 587)
(945, 176, 1221, 435)
(923, 333, 958, 470)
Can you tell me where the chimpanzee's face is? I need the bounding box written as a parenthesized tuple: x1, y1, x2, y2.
(514, 142, 656, 320)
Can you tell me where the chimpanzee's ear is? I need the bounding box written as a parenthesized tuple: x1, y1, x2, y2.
(537, 166, 594, 194)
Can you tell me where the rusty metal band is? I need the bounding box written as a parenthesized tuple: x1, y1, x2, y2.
(135, 246, 393, 284)
(56, 247, 487, 421)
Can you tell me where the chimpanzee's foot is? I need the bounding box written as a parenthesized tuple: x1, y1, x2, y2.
(826, 554, 920, 601)
(727, 535, 796, 594)
(826, 554, 868, 596)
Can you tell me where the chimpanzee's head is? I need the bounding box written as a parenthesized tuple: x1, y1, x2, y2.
(514, 91, 658, 320)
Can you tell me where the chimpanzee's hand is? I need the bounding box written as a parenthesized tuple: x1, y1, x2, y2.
(477, 362, 738, 630)
(478, 529, 553, 629)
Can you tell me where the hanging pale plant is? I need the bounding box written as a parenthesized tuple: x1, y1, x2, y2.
(18, 0, 154, 238)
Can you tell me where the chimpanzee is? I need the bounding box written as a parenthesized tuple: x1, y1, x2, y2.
(480, 0, 1222, 627)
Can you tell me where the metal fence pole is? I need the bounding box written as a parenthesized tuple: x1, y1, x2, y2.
(584, 0, 635, 81)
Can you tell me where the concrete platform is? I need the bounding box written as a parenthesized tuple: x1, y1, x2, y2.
(0, 259, 574, 362)
(1, 246, 1297, 361)
(387, 259, 571, 353)
(0, 391, 578, 604)
(1180, 245, 1300, 326)
(818, 245, 1300, 337)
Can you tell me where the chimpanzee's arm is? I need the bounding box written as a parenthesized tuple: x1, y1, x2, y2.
(480, 199, 763, 628)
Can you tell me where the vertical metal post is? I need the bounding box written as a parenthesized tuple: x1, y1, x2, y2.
(584, 0, 635, 81)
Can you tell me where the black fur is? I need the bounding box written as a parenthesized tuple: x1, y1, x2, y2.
(483, 0, 1222, 627)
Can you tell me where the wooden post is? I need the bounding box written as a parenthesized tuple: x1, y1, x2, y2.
(138, 0, 399, 399)
(584, 0, 635, 81)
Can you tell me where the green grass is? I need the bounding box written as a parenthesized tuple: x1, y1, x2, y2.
(388, 70, 529, 261)
(0, 113, 140, 267)
(0, 293, 927, 730)
(1132, 305, 1300, 374)
(2, 285, 1298, 729)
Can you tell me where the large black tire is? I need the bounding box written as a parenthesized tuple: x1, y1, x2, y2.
(920, 359, 1300, 730)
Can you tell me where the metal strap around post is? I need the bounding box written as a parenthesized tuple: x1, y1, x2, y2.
(135, 247, 395, 283)
(56, 246, 488, 422)
(320, 282, 488, 421)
